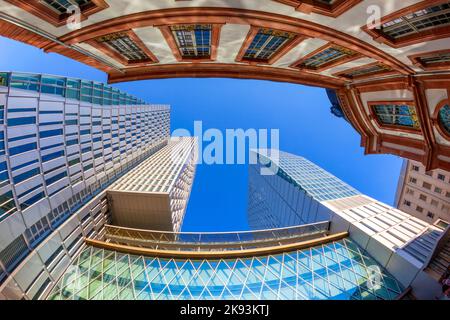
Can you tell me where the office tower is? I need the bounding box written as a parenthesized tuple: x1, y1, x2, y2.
(395, 159, 450, 224)
(1, 0, 450, 172)
(248, 150, 360, 230)
(247, 149, 449, 299)
(108, 137, 198, 232)
(0, 72, 173, 299)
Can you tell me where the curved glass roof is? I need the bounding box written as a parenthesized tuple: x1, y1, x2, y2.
(47, 238, 403, 300)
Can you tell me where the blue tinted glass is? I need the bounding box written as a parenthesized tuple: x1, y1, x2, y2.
(9, 142, 37, 156)
(39, 110, 63, 114)
(7, 108, 36, 113)
(20, 191, 45, 210)
(8, 117, 36, 126)
(8, 133, 37, 142)
(65, 119, 78, 125)
(42, 150, 65, 163)
(66, 139, 79, 146)
(39, 121, 63, 126)
(41, 143, 64, 151)
(45, 171, 68, 186)
(13, 167, 40, 184)
(40, 129, 63, 139)
(11, 159, 39, 171)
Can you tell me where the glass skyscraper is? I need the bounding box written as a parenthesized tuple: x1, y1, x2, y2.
(246, 149, 448, 300)
(248, 150, 360, 229)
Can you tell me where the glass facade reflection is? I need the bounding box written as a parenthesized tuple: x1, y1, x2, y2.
(248, 150, 359, 229)
(48, 238, 403, 300)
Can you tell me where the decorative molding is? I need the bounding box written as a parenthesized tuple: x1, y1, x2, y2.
(46, 7, 413, 75)
(107, 62, 346, 89)
(4, 0, 109, 27)
(273, 0, 363, 18)
(361, 0, 450, 48)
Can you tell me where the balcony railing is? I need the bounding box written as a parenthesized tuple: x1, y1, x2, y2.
(102, 221, 331, 251)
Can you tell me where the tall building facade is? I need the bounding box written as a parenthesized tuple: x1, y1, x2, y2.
(247, 149, 450, 299)
(107, 137, 198, 232)
(248, 150, 360, 229)
(0, 72, 174, 299)
(395, 159, 450, 224)
(1, 0, 450, 172)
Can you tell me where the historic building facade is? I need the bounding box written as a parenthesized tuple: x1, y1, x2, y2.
(395, 159, 450, 224)
(0, 1, 449, 170)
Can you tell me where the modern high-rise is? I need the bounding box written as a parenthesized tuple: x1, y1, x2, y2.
(247, 149, 450, 300)
(0, 72, 198, 300)
(107, 136, 198, 232)
(1, 0, 450, 172)
(395, 159, 450, 224)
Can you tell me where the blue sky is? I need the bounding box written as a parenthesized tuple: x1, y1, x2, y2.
(0, 37, 404, 232)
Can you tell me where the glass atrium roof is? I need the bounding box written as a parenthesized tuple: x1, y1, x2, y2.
(47, 238, 403, 300)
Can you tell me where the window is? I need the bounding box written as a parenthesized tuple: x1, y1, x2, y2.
(91, 31, 156, 66)
(13, 167, 40, 184)
(9, 142, 37, 156)
(431, 199, 439, 207)
(438, 174, 446, 181)
(20, 191, 46, 210)
(334, 62, 392, 80)
(412, 165, 420, 171)
(0, 191, 16, 222)
(407, 188, 414, 195)
(45, 171, 68, 186)
(427, 212, 435, 219)
(292, 43, 361, 71)
(446, 192, 450, 198)
(435, 187, 442, 194)
(66, 139, 79, 146)
(0, 131, 5, 156)
(409, 50, 450, 71)
(40, 129, 63, 139)
(419, 194, 427, 202)
(404, 200, 411, 207)
(68, 158, 80, 167)
(65, 119, 78, 125)
(169, 25, 214, 60)
(438, 104, 450, 136)
(416, 206, 424, 213)
(0, 162, 9, 188)
(370, 102, 420, 130)
(423, 182, 432, 190)
(4, 0, 109, 27)
(42, 150, 65, 163)
(0, 236, 29, 272)
(237, 28, 303, 64)
(0, 105, 4, 125)
(8, 116, 36, 126)
(363, 0, 450, 47)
